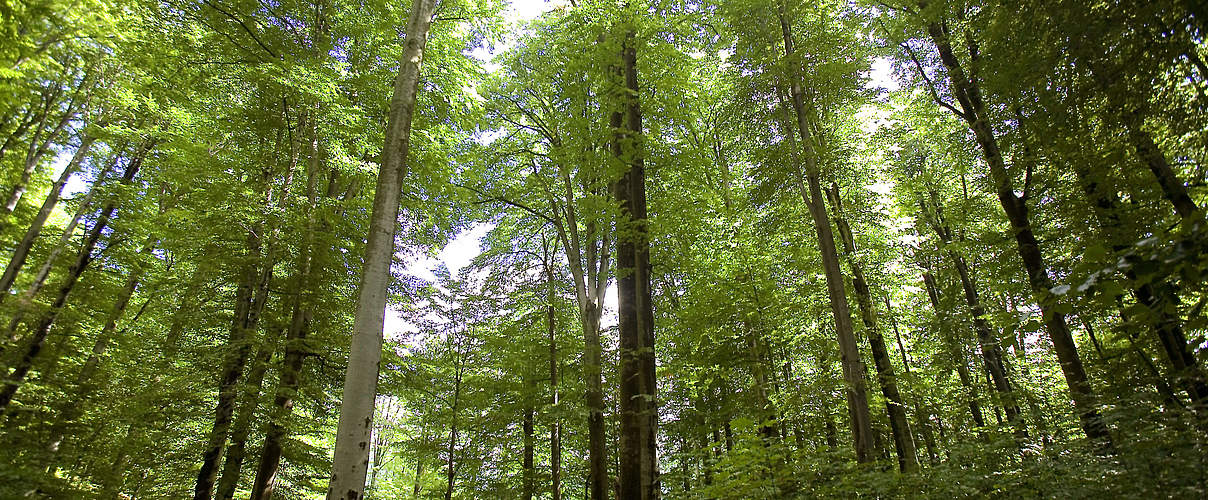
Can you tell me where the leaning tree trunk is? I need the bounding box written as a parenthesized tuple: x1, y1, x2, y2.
(194, 230, 273, 500)
(0, 142, 147, 413)
(921, 269, 987, 429)
(545, 252, 562, 500)
(777, 2, 875, 462)
(326, 1, 437, 497)
(922, 17, 1113, 450)
(827, 183, 919, 472)
(45, 239, 151, 464)
(1066, 158, 1208, 410)
(0, 134, 98, 298)
(216, 339, 275, 500)
(1, 149, 117, 351)
(920, 198, 1025, 435)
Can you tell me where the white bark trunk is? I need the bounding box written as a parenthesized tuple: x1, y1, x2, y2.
(325, 1, 437, 498)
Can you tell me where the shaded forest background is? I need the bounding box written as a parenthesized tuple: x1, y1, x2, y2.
(1, 0, 1207, 498)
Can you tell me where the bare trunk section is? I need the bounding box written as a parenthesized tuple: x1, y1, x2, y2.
(613, 21, 657, 499)
(3, 68, 93, 217)
(1067, 159, 1208, 410)
(216, 339, 275, 500)
(543, 240, 562, 500)
(884, 297, 938, 464)
(777, 2, 875, 462)
(922, 17, 1113, 450)
(0, 134, 97, 298)
(0, 142, 147, 413)
(326, 1, 437, 498)
(921, 270, 986, 429)
(827, 184, 919, 472)
(250, 115, 329, 500)
(523, 376, 535, 500)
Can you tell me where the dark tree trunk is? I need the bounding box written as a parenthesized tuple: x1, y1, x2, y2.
(0, 143, 147, 413)
(195, 195, 277, 500)
(922, 270, 986, 429)
(613, 20, 657, 500)
(827, 184, 918, 472)
(777, 2, 875, 463)
(922, 17, 1113, 450)
(216, 341, 275, 500)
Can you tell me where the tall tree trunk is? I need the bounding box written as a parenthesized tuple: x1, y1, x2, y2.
(195, 231, 273, 500)
(1, 149, 117, 350)
(444, 368, 462, 500)
(544, 246, 562, 500)
(0, 142, 147, 413)
(0, 134, 97, 297)
(250, 118, 328, 500)
(3, 70, 91, 217)
(46, 239, 151, 463)
(827, 184, 918, 472)
(777, 3, 875, 463)
(920, 199, 1025, 435)
(613, 20, 657, 499)
(1067, 158, 1208, 410)
(523, 375, 535, 500)
(921, 17, 1113, 450)
(884, 297, 938, 464)
(921, 270, 986, 429)
(216, 340, 275, 500)
(326, 2, 436, 498)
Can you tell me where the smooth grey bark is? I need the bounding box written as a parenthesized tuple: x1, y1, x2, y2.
(325, 1, 437, 497)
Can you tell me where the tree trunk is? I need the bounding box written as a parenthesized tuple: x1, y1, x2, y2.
(194, 233, 272, 500)
(545, 248, 562, 500)
(777, 3, 875, 463)
(920, 200, 1025, 435)
(46, 240, 149, 464)
(922, 18, 1113, 450)
(921, 270, 986, 429)
(326, 1, 437, 498)
(216, 341, 274, 500)
(0, 142, 147, 413)
(248, 101, 333, 500)
(0, 134, 97, 298)
(1067, 158, 1208, 410)
(613, 20, 658, 499)
(827, 183, 918, 472)
(444, 369, 462, 500)
(523, 375, 535, 500)
(1, 149, 117, 350)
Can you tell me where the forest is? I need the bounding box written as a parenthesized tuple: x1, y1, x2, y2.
(1, 0, 1207, 498)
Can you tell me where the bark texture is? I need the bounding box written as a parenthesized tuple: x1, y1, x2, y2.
(325, 0, 436, 497)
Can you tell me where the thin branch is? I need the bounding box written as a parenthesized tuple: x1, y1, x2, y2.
(450, 181, 556, 225)
(900, 41, 968, 120)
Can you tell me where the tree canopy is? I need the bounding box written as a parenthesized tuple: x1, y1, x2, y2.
(1, 0, 1207, 498)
